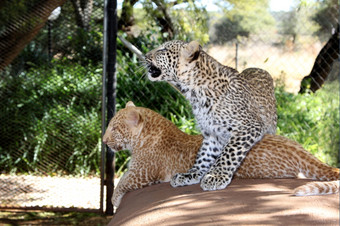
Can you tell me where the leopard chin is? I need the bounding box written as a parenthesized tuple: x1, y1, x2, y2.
(107, 145, 123, 152)
(148, 64, 162, 78)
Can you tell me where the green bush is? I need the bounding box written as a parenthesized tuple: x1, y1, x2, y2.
(276, 81, 339, 167)
(1, 42, 338, 176)
(0, 62, 102, 175)
(112, 38, 197, 175)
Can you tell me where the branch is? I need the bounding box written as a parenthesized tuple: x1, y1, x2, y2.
(70, 0, 93, 30)
(168, 0, 190, 7)
(118, 0, 139, 31)
(299, 25, 339, 93)
(118, 36, 144, 61)
(0, 0, 67, 71)
(152, 0, 175, 38)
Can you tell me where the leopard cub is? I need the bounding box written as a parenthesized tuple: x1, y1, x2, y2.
(145, 40, 277, 190)
(103, 102, 339, 208)
(103, 101, 200, 208)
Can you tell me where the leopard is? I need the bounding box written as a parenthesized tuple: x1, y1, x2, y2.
(103, 101, 339, 208)
(145, 40, 277, 191)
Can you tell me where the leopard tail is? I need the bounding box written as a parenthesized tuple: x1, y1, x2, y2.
(294, 164, 339, 196)
(294, 181, 339, 196)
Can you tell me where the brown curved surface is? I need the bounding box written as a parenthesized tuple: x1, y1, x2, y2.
(109, 179, 339, 226)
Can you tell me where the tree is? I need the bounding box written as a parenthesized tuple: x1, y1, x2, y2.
(312, 0, 338, 41)
(210, 14, 249, 44)
(299, 25, 339, 93)
(279, 3, 320, 45)
(298, 0, 339, 93)
(143, 0, 177, 39)
(117, 0, 208, 42)
(118, 0, 139, 31)
(71, 0, 94, 31)
(0, 0, 67, 71)
(210, 0, 275, 44)
(118, 0, 179, 38)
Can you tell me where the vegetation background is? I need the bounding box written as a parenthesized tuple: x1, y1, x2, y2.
(0, 0, 339, 219)
(1, 0, 338, 176)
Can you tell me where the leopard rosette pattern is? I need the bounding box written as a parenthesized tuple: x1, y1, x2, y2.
(145, 40, 277, 191)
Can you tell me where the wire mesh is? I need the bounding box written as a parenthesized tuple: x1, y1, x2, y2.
(0, 0, 104, 211)
(0, 0, 339, 214)
(113, 0, 339, 174)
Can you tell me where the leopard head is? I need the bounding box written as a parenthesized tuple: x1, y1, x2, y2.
(145, 40, 201, 86)
(103, 101, 144, 152)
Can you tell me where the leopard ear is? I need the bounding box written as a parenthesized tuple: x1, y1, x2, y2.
(181, 41, 201, 63)
(125, 108, 143, 135)
(125, 101, 135, 108)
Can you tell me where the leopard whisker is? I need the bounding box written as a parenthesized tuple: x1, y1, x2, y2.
(136, 65, 147, 74)
(138, 58, 147, 66)
(139, 73, 147, 82)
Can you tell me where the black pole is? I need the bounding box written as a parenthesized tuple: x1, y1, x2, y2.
(338, 22, 340, 169)
(102, 0, 117, 215)
(235, 41, 238, 70)
(48, 20, 52, 61)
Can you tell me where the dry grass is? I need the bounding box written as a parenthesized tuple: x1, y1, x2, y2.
(207, 40, 323, 93)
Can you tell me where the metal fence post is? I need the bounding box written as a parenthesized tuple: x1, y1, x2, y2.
(235, 41, 238, 70)
(102, 0, 117, 215)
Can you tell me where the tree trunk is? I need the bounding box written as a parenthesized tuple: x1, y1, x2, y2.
(152, 0, 175, 39)
(70, 0, 93, 30)
(299, 25, 339, 93)
(118, 0, 139, 32)
(0, 0, 67, 71)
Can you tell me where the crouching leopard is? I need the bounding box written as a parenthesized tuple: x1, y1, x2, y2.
(145, 40, 277, 190)
(103, 101, 339, 208)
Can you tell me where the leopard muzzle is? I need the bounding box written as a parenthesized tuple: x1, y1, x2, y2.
(148, 64, 162, 78)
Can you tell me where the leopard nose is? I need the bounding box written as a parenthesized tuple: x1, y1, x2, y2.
(103, 137, 108, 144)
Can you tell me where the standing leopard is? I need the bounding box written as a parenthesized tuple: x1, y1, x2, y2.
(145, 40, 277, 190)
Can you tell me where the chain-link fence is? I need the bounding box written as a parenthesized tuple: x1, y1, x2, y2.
(0, 0, 339, 215)
(113, 0, 339, 172)
(0, 0, 104, 212)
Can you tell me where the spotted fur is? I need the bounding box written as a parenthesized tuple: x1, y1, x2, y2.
(145, 40, 277, 190)
(103, 101, 200, 208)
(103, 102, 339, 208)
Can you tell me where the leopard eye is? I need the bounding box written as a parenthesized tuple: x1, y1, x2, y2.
(156, 48, 167, 53)
(111, 126, 117, 131)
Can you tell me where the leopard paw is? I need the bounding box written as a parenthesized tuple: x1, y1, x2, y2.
(200, 173, 231, 191)
(170, 172, 201, 187)
(111, 192, 123, 208)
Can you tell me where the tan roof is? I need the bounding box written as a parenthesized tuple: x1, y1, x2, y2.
(109, 179, 339, 226)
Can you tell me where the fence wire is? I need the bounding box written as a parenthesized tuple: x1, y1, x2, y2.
(0, 0, 104, 211)
(0, 0, 339, 214)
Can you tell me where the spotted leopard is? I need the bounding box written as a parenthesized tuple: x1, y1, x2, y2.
(104, 102, 338, 208)
(145, 40, 277, 191)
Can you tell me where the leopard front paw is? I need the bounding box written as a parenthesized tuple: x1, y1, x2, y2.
(170, 172, 201, 187)
(200, 173, 231, 191)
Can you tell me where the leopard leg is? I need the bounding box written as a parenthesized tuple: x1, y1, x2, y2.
(112, 171, 132, 208)
(112, 168, 155, 208)
(170, 135, 223, 187)
(200, 127, 263, 191)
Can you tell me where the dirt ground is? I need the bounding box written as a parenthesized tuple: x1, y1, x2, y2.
(0, 174, 103, 209)
(0, 174, 115, 225)
(0, 211, 111, 225)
